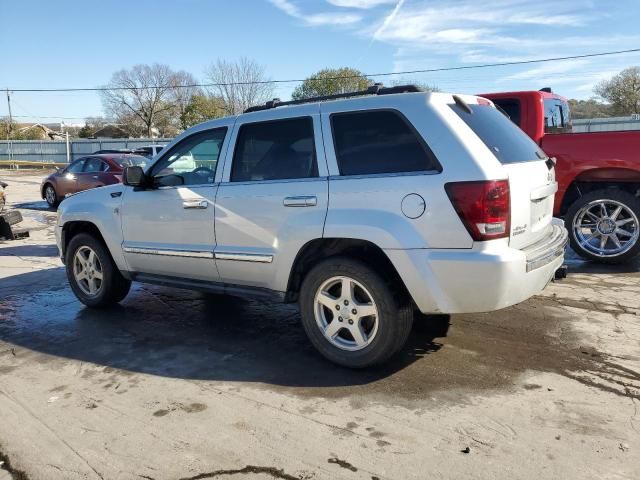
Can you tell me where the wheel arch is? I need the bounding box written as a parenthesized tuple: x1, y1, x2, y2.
(61, 221, 108, 259)
(285, 237, 412, 305)
(559, 173, 640, 216)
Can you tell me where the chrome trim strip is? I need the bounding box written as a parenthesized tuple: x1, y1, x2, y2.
(524, 225, 568, 273)
(215, 252, 273, 263)
(123, 246, 214, 259)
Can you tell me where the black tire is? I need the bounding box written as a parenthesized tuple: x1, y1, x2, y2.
(299, 257, 413, 368)
(565, 189, 640, 264)
(44, 183, 59, 208)
(1, 210, 22, 226)
(65, 233, 131, 308)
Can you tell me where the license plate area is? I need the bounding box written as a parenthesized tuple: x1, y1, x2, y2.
(531, 196, 553, 233)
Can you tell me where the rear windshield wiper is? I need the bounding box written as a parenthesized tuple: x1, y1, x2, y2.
(453, 95, 473, 114)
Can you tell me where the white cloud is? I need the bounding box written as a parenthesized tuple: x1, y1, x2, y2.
(372, 0, 405, 40)
(327, 0, 396, 8)
(269, 0, 361, 26)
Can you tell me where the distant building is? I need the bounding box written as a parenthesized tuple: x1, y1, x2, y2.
(15, 123, 65, 140)
(92, 124, 129, 139)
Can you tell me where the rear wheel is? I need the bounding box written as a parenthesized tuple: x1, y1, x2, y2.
(299, 257, 413, 368)
(566, 189, 640, 263)
(44, 184, 59, 208)
(66, 233, 131, 308)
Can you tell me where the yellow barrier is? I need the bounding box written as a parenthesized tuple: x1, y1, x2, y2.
(0, 160, 67, 168)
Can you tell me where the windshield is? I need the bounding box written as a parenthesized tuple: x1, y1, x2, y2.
(114, 155, 148, 167)
(451, 103, 547, 164)
(544, 98, 572, 133)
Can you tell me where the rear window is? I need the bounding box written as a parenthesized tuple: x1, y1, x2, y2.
(544, 98, 572, 133)
(452, 103, 546, 164)
(331, 110, 440, 176)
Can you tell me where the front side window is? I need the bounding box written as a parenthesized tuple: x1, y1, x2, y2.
(151, 128, 227, 186)
(66, 159, 85, 173)
(231, 117, 318, 182)
(331, 110, 439, 176)
(83, 158, 108, 172)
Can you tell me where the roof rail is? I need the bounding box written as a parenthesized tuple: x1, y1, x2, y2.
(243, 83, 423, 113)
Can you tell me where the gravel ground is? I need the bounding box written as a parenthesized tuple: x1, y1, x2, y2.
(0, 170, 638, 480)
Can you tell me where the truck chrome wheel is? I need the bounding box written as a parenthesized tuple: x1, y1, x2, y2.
(73, 246, 104, 296)
(573, 199, 639, 257)
(314, 275, 379, 351)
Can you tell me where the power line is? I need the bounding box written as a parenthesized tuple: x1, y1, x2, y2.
(6, 48, 640, 93)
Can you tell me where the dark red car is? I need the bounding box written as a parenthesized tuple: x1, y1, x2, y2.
(41, 154, 148, 208)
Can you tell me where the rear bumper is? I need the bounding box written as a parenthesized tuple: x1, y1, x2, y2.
(385, 219, 567, 314)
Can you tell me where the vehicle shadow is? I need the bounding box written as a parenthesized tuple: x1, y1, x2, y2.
(0, 268, 449, 389)
(564, 248, 640, 274)
(0, 244, 58, 257)
(13, 201, 55, 212)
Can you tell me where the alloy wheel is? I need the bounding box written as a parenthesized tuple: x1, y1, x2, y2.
(45, 186, 56, 206)
(573, 199, 639, 257)
(73, 246, 104, 296)
(314, 275, 379, 351)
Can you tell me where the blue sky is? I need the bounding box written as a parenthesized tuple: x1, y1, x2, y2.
(2, 0, 640, 124)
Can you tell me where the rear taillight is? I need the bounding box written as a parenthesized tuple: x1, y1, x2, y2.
(445, 180, 510, 241)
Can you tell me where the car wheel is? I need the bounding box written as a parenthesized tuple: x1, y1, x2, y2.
(65, 233, 131, 308)
(566, 189, 640, 263)
(44, 184, 59, 208)
(299, 257, 413, 368)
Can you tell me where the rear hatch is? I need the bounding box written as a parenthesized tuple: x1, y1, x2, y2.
(452, 99, 556, 249)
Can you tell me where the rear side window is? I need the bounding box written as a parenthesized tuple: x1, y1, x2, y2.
(492, 98, 521, 126)
(452, 104, 546, 164)
(231, 117, 318, 182)
(83, 157, 108, 172)
(544, 98, 572, 133)
(331, 110, 440, 176)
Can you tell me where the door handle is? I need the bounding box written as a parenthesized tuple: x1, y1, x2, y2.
(92, 175, 99, 179)
(183, 199, 208, 209)
(283, 195, 317, 207)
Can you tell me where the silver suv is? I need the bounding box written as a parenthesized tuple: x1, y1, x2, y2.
(56, 85, 567, 368)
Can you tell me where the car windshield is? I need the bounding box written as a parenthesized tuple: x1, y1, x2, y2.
(114, 155, 148, 167)
(451, 102, 547, 164)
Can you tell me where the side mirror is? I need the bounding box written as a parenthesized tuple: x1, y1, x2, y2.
(123, 166, 145, 187)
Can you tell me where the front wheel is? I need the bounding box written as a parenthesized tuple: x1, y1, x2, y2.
(66, 233, 131, 308)
(44, 184, 59, 208)
(566, 189, 640, 263)
(299, 257, 413, 368)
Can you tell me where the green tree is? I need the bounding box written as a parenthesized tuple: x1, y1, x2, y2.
(180, 94, 226, 129)
(595, 67, 640, 115)
(568, 98, 613, 119)
(292, 67, 372, 100)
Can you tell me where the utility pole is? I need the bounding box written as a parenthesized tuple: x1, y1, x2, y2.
(5, 88, 13, 162)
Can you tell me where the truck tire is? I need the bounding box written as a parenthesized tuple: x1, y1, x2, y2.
(65, 233, 131, 308)
(566, 189, 640, 263)
(299, 257, 413, 368)
(1, 210, 22, 226)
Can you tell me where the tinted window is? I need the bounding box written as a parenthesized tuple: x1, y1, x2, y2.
(492, 99, 521, 126)
(114, 155, 148, 168)
(83, 157, 108, 172)
(231, 117, 317, 182)
(452, 104, 546, 164)
(151, 128, 227, 185)
(331, 110, 439, 176)
(544, 99, 572, 133)
(66, 159, 85, 173)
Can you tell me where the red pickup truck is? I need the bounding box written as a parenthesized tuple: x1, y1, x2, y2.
(480, 89, 640, 263)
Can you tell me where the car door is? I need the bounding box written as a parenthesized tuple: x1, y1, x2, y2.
(214, 107, 329, 292)
(56, 158, 86, 197)
(120, 125, 231, 281)
(76, 157, 108, 192)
